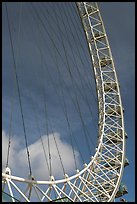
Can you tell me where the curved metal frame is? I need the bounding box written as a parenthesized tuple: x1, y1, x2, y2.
(2, 2, 125, 202)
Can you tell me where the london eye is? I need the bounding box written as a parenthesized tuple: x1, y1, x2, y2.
(2, 2, 129, 202)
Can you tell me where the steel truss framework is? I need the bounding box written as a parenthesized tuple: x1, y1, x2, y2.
(2, 2, 126, 202)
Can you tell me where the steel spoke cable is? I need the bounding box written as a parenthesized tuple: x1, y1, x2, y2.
(50, 126, 66, 176)
(5, 2, 32, 176)
(53, 48, 78, 170)
(44, 19, 78, 171)
(41, 56, 85, 166)
(20, 3, 60, 179)
(2, 191, 20, 202)
(5, 3, 23, 169)
(53, 6, 96, 152)
(53, 7, 92, 156)
(30, 1, 95, 166)
(33, 2, 93, 157)
(31, 3, 95, 152)
(51, 7, 94, 168)
(30, 2, 96, 165)
(31, 2, 97, 134)
(40, 53, 66, 176)
(57, 3, 98, 151)
(34, 3, 97, 109)
(62, 2, 97, 103)
(15, 4, 52, 178)
(28, 3, 85, 170)
(27, 4, 67, 176)
(25, 6, 52, 178)
(40, 2, 96, 103)
(5, 91, 14, 168)
(27, 91, 51, 177)
(2, 3, 126, 202)
(42, 2, 98, 131)
(69, 2, 91, 53)
(38, 53, 66, 176)
(42, 90, 52, 177)
(57, 3, 98, 132)
(44, 61, 86, 165)
(43, 55, 85, 165)
(37, 3, 97, 119)
(30, 2, 78, 171)
(67, 2, 98, 99)
(62, 2, 100, 149)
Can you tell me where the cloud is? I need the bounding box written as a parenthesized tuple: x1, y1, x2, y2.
(2, 130, 21, 170)
(2, 130, 80, 180)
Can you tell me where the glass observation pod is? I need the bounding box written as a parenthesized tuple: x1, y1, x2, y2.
(115, 183, 128, 198)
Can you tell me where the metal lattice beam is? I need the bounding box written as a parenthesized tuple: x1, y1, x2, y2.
(2, 2, 126, 202)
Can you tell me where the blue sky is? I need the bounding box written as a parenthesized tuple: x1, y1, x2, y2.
(99, 2, 135, 202)
(2, 2, 135, 202)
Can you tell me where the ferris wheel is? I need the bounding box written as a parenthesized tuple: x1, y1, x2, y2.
(2, 2, 129, 202)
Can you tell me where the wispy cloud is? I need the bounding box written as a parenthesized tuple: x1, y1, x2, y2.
(2, 130, 80, 180)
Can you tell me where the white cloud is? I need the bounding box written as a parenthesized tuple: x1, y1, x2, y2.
(2, 130, 80, 180)
(2, 130, 21, 171)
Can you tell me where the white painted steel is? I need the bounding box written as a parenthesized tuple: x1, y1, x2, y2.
(2, 2, 125, 202)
